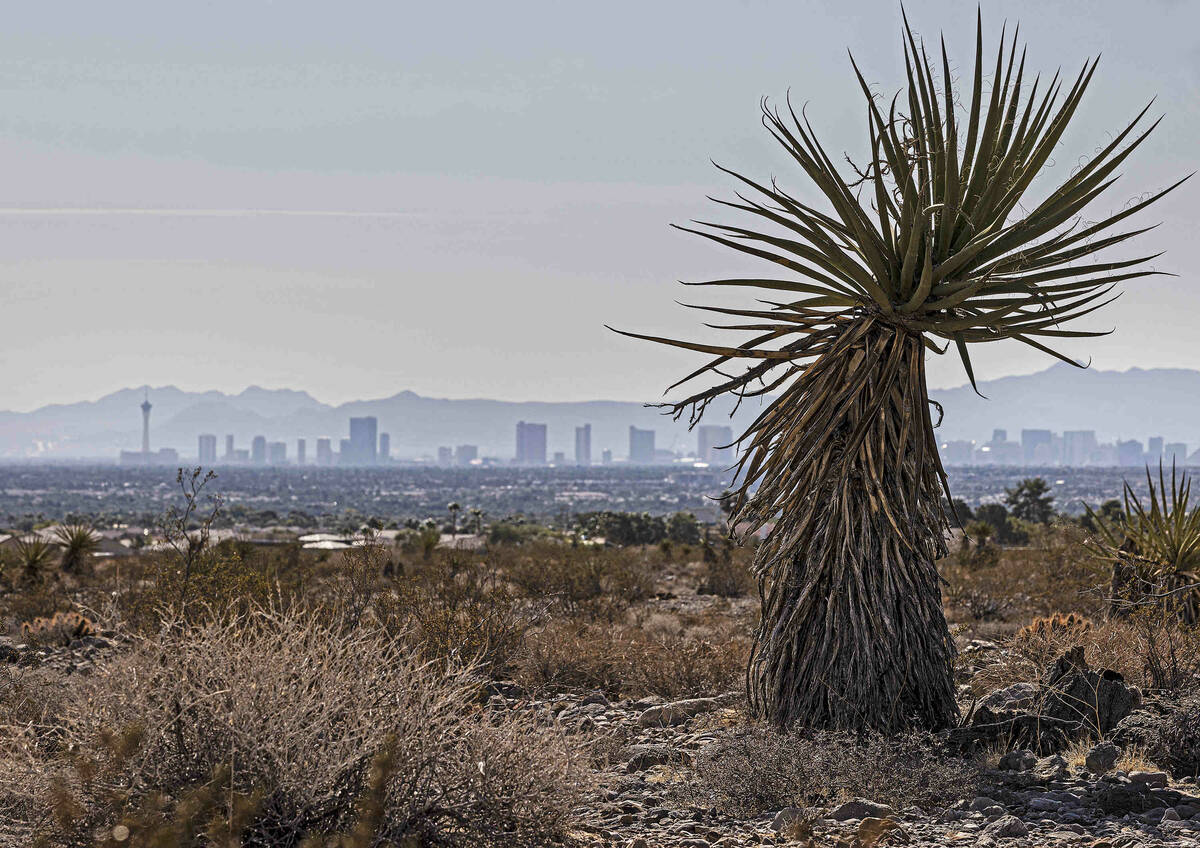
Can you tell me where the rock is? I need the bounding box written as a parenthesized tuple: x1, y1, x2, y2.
(1128, 770, 1169, 788)
(1034, 754, 1069, 782)
(999, 749, 1038, 771)
(983, 815, 1028, 838)
(828, 798, 895, 821)
(580, 690, 610, 707)
(626, 840, 649, 848)
(1096, 782, 1155, 814)
(770, 806, 805, 832)
(1085, 741, 1120, 774)
(1028, 797, 1062, 812)
(982, 682, 1039, 711)
(1163, 807, 1182, 821)
(638, 694, 737, 727)
(970, 797, 1001, 811)
(624, 744, 674, 771)
(1041, 648, 1142, 735)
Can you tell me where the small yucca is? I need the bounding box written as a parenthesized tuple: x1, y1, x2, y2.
(1087, 463, 1200, 624)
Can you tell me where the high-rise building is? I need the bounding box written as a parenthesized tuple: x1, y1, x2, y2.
(552, 451, 566, 464)
(198, 434, 217, 464)
(1063, 430, 1097, 466)
(339, 438, 352, 464)
(1166, 442, 1189, 465)
(1148, 436, 1164, 461)
(268, 441, 287, 465)
(601, 449, 613, 465)
(697, 425, 734, 465)
(1117, 439, 1145, 467)
(224, 435, 235, 461)
(316, 438, 333, 466)
(296, 438, 306, 466)
(455, 444, 478, 466)
(1021, 429, 1053, 465)
(629, 426, 655, 464)
(141, 390, 152, 455)
(575, 424, 592, 466)
(515, 421, 547, 465)
(437, 446, 453, 466)
(251, 436, 267, 465)
(346, 417, 378, 466)
(378, 433, 390, 462)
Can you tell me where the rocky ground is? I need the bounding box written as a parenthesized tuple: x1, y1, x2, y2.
(485, 685, 1200, 848)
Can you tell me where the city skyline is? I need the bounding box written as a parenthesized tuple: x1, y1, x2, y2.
(2, 2, 1198, 416)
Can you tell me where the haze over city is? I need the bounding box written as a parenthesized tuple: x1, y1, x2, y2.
(1, 0, 1198, 414)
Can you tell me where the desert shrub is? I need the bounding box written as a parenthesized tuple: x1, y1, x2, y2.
(1146, 693, 1200, 778)
(696, 540, 753, 597)
(121, 545, 293, 633)
(376, 550, 541, 675)
(501, 542, 652, 617)
(688, 728, 979, 817)
(3, 605, 588, 847)
(515, 615, 749, 699)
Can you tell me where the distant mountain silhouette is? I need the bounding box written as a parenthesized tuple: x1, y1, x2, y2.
(0, 385, 768, 460)
(929, 363, 1200, 446)
(2, 364, 1195, 459)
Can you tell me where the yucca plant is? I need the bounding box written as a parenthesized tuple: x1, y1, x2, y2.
(13, 535, 55, 581)
(614, 13, 1183, 731)
(53, 522, 98, 573)
(1086, 464, 1200, 624)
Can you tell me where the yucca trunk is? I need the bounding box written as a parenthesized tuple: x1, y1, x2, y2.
(747, 319, 958, 732)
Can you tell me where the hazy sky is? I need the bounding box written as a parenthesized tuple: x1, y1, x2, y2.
(1, 0, 1197, 412)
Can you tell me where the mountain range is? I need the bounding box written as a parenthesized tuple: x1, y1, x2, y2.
(2, 363, 1198, 460)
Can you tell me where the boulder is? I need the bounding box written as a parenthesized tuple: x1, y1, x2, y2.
(983, 815, 1028, 838)
(1041, 647, 1141, 735)
(998, 749, 1038, 771)
(982, 682, 1039, 711)
(1085, 741, 1120, 774)
(828, 798, 895, 821)
(1129, 770, 1170, 789)
(1096, 782, 1156, 814)
(637, 693, 738, 727)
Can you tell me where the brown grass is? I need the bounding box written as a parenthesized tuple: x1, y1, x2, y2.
(2, 605, 589, 847)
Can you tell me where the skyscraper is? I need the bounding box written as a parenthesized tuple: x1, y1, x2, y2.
(437, 446, 453, 466)
(198, 434, 217, 464)
(629, 426, 655, 464)
(515, 421, 547, 465)
(140, 390, 152, 455)
(296, 438, 306, 466)
(316, 438, 333, 466)
(378, 433, 390, 462)
(1063, 430, 1097, 466)
(697, 424, 733, 465)
(1021, 429, 1053, 465)
(1148, 436, 1164, 461)
(268, 441, 287, 465)
(601, 449, 613, 465)
(575, 424, 592, 466)
(251, 436, 267, 465)
(455, 444, 478, 466)
(1117, 439, 1145, 467)
(346, 417, 378, 466)
(224, 434, 235, 461)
